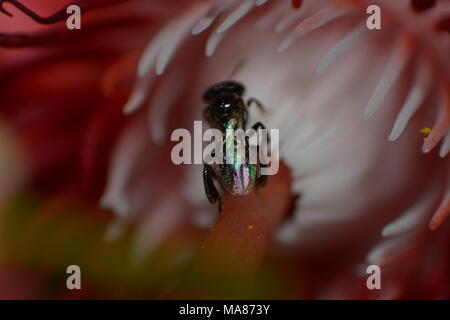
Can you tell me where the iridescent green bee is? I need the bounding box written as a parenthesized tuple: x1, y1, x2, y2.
(202, 81, 268, 212)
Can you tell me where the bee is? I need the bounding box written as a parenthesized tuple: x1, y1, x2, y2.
(202, 80, 269, 212)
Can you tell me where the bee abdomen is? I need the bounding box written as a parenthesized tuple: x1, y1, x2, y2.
(213, 163, 257, 196)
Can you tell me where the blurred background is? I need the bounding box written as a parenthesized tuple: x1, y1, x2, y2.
(0, 0, 448, 299)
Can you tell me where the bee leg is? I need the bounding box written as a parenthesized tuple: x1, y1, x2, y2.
(244, 108, 249, 128)
(251, 121, 266, 130)
(256, 165, 268, 189)
(246, 98, 267, 114)
(252, 121, 270, 191)
(203, 163, 222, 212)
(252, 121, 270, 144)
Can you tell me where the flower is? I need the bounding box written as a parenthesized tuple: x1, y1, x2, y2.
(0, 0, 448, 299)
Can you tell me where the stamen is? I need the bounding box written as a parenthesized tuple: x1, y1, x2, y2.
(206, 31, 225, 57)
(137, 27, 166, 77)
(422, 84, 450, 153)
(192, 0, 234, 35)
(149, 71, 185, 144)
(100, 119, 147, 217)
(273, 0, 309, 33)
(429, 192, 450, 230)
(274, 7, 305, 32)
(192, 16, 216, 35)
(217, 0, 255, 34)
(388, 59, 432, 141)
(366, 234, 417, 267)
(155, 27, 186, 76)
(278, 2, 351, 52)
(439, 130, 450, 158)
(294, 3, 350, 37)
(382, 180, 439, 237)
(255, 0, 287, 30)
(364, 34, 412, 120)
(126, 4, 207, 114)
(255, 0, 270, 6)
(138, 3, 208, 77)
(123, 77, 155, 115)
(317, 24, 368, 74)
(156, 4, 208, 75)
(277, 33, 297, 52)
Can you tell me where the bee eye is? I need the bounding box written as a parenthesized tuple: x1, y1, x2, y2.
(218, 104, 232, 115)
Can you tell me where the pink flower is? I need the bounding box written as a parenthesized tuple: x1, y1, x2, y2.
(0, 0, 448, 299)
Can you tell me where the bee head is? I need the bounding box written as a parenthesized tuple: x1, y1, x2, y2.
(202, 81, 245, 104)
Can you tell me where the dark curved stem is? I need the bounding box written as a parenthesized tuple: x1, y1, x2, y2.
(0, 0, 133, 24)
(0, 17, 149, 47)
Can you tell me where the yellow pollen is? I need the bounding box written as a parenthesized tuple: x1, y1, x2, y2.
(420, 127, 431, 135)
(247, 225, 254, 230)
